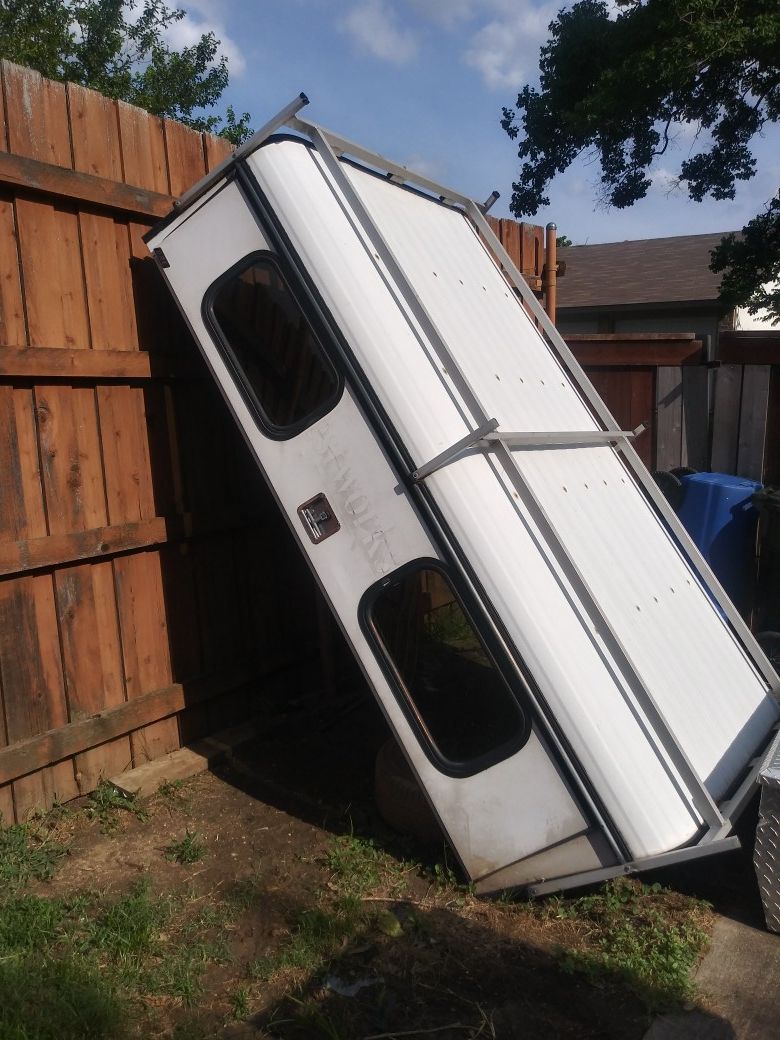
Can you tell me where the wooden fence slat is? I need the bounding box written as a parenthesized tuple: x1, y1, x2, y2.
(711, 364, 743, 474)
(0, 574, 78, 816)
(204, 134, 233, 173)
(113, 550, 179, 763)
(97, 385, 157, 523)
(55, 562, 132, 790)
(655, 367, 683, 471)
(117, 101, 168, 194)
(0, 386, 47, 541)
(2, 62, 72, 168)
(16, 198, 91, 349)
(36, 385, 107, 533)
(68, 83, 122, 182)
(0, 195, 26, 346)
(164, 119, 207, 198)
(0, 786, 14, 825)
(80, 210, 138, 351)
(681, 367, 710, 471)
(737, 365, 771, 481)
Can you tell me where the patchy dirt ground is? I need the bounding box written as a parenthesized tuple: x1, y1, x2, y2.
(7, 679, 745, 1040)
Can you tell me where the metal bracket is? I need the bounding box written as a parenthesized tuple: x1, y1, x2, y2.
(411, 419, 499, 482)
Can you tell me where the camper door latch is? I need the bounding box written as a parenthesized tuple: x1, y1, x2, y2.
(297, 493, 340, 544)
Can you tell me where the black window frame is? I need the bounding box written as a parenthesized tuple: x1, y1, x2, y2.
(202, 250, 344, 440)
(359, 558, 531, 778)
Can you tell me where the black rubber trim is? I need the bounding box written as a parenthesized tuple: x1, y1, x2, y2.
(234, 157, 632, 861)
(201, 250, 343, 441)
(359, 558, 532, 779)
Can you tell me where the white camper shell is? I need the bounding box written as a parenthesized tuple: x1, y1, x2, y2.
(146, 96, 780, 895)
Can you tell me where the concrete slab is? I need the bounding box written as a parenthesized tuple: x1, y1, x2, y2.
(645, 917, 780, 1040)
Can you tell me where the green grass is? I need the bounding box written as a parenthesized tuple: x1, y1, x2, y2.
(0, 822, 67, 889)
(230, 986, 250, 1020)
(86, 781, 149, 833)
(542, 878, 712, 1011)
(326, 833, 417, 899)
(0, 854, 237, 1037)
(0, 956, 124, 1040)
(165, 830, 207, 864)
(249, 905, 361, 982)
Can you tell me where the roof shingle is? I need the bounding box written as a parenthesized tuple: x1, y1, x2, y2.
(557, 232, 733, 309)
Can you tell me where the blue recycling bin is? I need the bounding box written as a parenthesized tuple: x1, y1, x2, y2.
(676, 472, 761, 613)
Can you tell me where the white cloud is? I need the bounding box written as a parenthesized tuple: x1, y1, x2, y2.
(407, 0, 476, 27)
(164, 1, 247, 76)
(341, 1, 420, 64)
(463, 3, 556, 91)
(649, 166, 682, 195)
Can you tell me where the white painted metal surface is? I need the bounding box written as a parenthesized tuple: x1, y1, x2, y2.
(146, 125, 780, 893)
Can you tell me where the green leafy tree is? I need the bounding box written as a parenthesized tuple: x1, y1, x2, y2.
(501, 0, 780, 321)
(0, 0, 252, 143)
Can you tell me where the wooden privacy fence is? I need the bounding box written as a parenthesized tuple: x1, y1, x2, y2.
(0, 62, 316, 824)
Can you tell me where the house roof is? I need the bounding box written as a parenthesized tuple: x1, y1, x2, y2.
(557, 232, 733, 310)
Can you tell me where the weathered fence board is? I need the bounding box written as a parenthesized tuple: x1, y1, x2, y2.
(0, 61, 314, 821)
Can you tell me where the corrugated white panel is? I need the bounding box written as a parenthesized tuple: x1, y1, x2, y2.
(248, 139, 778, 857)
(148, 179, 596, 881)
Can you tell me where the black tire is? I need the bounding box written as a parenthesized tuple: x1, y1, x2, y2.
(671, 466, 697, 479)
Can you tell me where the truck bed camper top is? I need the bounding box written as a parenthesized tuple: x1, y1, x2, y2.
(145, 95, 780, 895)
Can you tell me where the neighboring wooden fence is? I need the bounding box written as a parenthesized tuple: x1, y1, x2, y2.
(0, 62, 314, 823)
(712, 332, 780, 485)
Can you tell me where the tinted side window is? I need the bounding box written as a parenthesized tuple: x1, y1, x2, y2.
(209, 256, 340, 432)
(367, 565, 527, 768)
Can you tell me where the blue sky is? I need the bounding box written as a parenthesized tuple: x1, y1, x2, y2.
(172, 0, 779, 245)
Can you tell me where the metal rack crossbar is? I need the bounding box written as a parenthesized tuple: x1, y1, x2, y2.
(411, 424, 646, 482)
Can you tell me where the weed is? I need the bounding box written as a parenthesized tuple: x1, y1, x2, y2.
(545, 878, 711, 1011)
(225, 871, 265, 911)
(0, 821, 67, 889)
(159, 778, 188, 804)
(231, 985, 250, 1019)
(165, 830, 207, 864)
(86, 781, 148, 833)
(88, 879, 169, 970)
(326, 833, 412, 899)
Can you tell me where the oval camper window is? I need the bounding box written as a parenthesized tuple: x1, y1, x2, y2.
(205, 252, 342, 437)
(363, 562, 529, 776)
